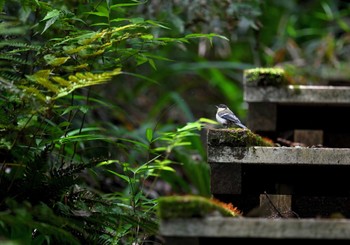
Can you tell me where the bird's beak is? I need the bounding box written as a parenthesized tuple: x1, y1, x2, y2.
(215, 105, 219, 109)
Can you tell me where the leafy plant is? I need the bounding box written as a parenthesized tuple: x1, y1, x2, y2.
(0, 0, 221, 244)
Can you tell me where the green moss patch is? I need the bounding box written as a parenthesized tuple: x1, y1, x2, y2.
(208, 128, 274, 147)
(158, 195, 241, 220)
(244, 67, 288, 86)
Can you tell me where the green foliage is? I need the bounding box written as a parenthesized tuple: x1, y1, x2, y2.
(258, 0, 350, 84)
(4, 0, 345, 243)
(0, 0, 221, 244)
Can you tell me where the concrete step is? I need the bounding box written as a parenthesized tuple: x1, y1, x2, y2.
(160, 217, 350, 244)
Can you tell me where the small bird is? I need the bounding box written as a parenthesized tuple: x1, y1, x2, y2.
(215, 104, 247, 129)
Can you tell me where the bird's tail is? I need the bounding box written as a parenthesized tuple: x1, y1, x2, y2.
(238, 123, 248, 129)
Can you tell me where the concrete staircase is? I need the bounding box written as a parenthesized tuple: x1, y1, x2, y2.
(159, 68, 350, 244)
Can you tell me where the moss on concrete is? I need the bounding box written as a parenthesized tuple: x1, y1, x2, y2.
(244, 67, 288, 86)
(208, 128, 274, 147)
(158, 195, 241, 220)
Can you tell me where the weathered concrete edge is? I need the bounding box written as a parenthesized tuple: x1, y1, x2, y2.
(207, 146, 350, 165)
(160, 217, 350, 239)
(244, 85, 350, 104)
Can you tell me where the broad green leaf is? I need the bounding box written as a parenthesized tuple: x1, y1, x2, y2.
(148, 59, 156, 70)
(44, 54, 70, 66)
(106, 170, 130, 183)
(41, 9, 60, 34)
(199, 117, 218, 124)
(42, 9, 60, 21)
(117, 138, 149, 149)
(130, 17, 145, 24)
(110, 3, 143, 9)
(146, 128, 153, 142)
(145, 20, 170, 29)
(56, 134, 108, 144)
(66, 127, 101, 136)
(185, 33, 229, 41)
(141, 34, 154, 40)
(96, 160, 120, 167)
(85, 6, 109, 17)
(61, 105, 90, 116)
(172, 142, 192, 147)
(90, 23, 110, 27)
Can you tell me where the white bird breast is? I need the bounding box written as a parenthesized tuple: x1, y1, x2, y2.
(216, 113, 227, 124)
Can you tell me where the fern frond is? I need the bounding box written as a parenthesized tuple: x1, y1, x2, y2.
(0, 201, 82, 245)
(0, 22, 28, 35)
(19, 86, 47, 101)
(0, 54, 31, 65)
(44, 54, 70, 66)
(0, 72, 22, 82)
(64, 44, 90, 54)
(53, 68, 122, 100)
(0, 41, 41, 50)
(63, 63, 89, 72)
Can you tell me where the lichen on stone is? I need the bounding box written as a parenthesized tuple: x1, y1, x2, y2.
(158, 195, 241, 220)
(244, 67, 288, 87)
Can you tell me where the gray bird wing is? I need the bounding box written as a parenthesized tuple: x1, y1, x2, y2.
(221, 112, 247, 129)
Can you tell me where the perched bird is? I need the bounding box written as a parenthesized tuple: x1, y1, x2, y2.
(215, 104, 247, 129)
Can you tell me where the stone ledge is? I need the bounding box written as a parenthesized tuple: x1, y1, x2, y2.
(208, 146, 350, 165)
(244, 85, 350, 104)
(160, 217, 350, 239)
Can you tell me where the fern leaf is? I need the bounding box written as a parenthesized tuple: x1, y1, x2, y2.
(0, 54, 31, 65)
(50, 57, 71, 66)
(64, 45, 89, 54)
(51, 76, 71, 87)
(0, 41, 41, 50)
(53, 68, 122, 100)
(62, 63, 89, 72)
(26, 70, 59, 93)
(0, 72, 22, 82)
(37, 77, 59, 93)
(78, 32, 104, 45)
(19, 86, 47, 101)
(0, 22, 28, 35)
(80, 49, 105, 58)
